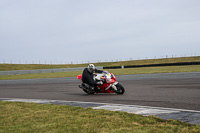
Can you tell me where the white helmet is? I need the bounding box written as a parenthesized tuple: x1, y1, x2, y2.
(88, 64, 95, 73)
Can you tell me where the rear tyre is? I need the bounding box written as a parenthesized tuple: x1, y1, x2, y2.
(114, 83, 125, 94)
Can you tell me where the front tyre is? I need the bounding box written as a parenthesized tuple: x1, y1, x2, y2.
(114, 83, 125, 94)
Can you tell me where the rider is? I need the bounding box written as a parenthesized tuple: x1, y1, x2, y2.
(82, 64, 105, 91)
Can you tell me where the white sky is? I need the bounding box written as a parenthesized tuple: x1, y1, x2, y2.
(0, 0, 200, 64)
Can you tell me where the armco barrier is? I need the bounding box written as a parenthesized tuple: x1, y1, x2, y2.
(103, 62, 200, 69)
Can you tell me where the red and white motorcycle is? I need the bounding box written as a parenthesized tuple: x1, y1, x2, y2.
(77, 72, 125, 94)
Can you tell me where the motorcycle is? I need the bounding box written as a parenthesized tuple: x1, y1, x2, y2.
(76, 72, 125, 94)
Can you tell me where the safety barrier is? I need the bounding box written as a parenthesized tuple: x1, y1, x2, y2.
(103, 62, 200, 69)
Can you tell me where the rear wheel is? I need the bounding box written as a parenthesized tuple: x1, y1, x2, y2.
(114, 83, 125, 94)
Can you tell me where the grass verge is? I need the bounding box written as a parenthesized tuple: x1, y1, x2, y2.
(0, 101, 200, 133)
(0, 56, 200, 71)
(0, 65, 200, 80)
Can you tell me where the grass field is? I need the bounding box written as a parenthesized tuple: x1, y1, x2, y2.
(0, 56, 200, 71)
(1, 101, 200, 133)
(0, 56, 200, 80)
(0, 65, 200, 80)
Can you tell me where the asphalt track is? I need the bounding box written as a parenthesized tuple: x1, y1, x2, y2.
(0, 72, 200, 111)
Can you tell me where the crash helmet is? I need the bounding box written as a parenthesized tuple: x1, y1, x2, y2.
(88, 64, 95, 73)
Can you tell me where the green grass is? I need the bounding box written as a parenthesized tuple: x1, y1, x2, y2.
(0, 65, 200, 80)
(0, 56, 200, 71)
(0, 56, 200, 80)
(0, 101, 200, 133)
(0, 64, 88, 71)
(0, 71, 82, 80)
(97, 56, 200, 67)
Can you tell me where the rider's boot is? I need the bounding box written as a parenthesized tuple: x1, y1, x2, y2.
(81, 83, 94, 91)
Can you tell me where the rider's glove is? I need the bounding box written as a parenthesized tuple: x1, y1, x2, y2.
(96, 81, 103, 85)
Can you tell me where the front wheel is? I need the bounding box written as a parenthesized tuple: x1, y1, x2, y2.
(113, 83, 125, 94)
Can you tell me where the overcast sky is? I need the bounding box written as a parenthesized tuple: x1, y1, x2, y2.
(0, 0, 200, 64)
